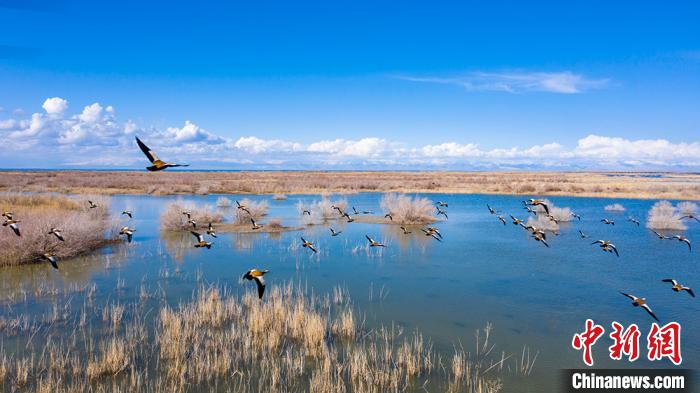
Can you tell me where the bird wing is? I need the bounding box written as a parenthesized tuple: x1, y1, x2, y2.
(191, 231, 204, 242)
(10, 223, 20, 236)
(135, 136, 159, 163)
(253, 276, 266, 299)
(640, 304, 659, 322)
(619, 292, 636, 301)
(683, 287, 695, 297)
(540, 203, 549, 214)
(591, 240, 604, 245)
(661, 279, 677, 285)
(208, 223, 213, 231)
(365, 235, 374, 243)
(47, 256, 59, 270)
(301, 237, 307, 244)
(610, 244, 620, 257)
(682, 239, 691, 251)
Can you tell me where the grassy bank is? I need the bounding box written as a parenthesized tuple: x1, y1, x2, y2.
(0, 193, 118, 267)
(1, 171, 699, 199)
(0, 282, 532, 392)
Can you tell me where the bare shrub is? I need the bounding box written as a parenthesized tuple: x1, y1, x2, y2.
(215, 197, 232, 207)
(678, 201, 698, 216)
(379, 193, 436, 224)
(525, 215, 559, 232)
(604, 203, 626, 212)
(232, 198, 268, 224)
(0, 193, 118, 267)
(532, 199, 573, 222)
(160, 201, 223, 231)
(646, 201, 686, 230)
(266, 219, 284, 229)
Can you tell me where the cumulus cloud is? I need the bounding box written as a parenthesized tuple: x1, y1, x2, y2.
(1, 96, 699, 169)
(395, 71, 609, 94)
(42, 97, 68, 116)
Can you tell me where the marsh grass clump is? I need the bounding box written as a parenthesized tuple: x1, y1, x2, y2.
(380, 193, 436, 224)
(678, 201, 698, 217)
(646, 201, 686, 230)
(604, 203, 626, 213)
(0, 193, 117, 267)
(160, 201, 223, 231)
(215, 197, 233, 208)
(525, 214, 559, 232)
(233, 198, 269, 224)
(0, 282, 524, 392)
(532, 199, 573, 222)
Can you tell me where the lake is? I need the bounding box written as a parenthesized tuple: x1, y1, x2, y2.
(1, 193, 698, 392)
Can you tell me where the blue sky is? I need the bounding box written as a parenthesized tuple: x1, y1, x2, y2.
(1, 1, 699, 169)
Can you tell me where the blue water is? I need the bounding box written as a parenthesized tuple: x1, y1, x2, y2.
(1, 193, 698, 391)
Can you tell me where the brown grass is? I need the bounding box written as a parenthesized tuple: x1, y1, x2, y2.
(0, 193, 118, 267)
(2, 171, 699, 199)
(0, 282, 530, 392)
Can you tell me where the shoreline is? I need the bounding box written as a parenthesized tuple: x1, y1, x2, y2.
(2, 170, 699, 200)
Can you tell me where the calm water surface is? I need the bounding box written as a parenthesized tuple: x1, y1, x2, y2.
(1, 193, 698, 392)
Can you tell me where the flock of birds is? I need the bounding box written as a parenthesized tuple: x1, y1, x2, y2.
(487, 199, 695, 322)
(2, 137, 696, 320)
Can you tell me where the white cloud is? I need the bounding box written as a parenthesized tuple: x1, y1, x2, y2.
(42, 97, 68, 116)
(1, 97, 699, 169)
(396, 71, 609, 94)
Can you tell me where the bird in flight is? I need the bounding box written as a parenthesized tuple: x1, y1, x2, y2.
(206, 223, 217, 238)
(652, 230, 669, 240)
(191, 231, 212, 249)
(578, 230, 588, 239)
(400, 226, 412, 234)
(3, 219, 20, 236)
(524, 199, 549, 214)
(487, 204, 498, 215)
(88, 200, 98, 209)
(591, 240, 619, 257)
(330, 228, 341, 237)
(301, 208, 311, 216)
(251, 218, 263, 230)
(601, 219, 615, 226)
(680, 214, 700, 223)
(182, 210, 192, 219)
(533, 232, 549, 247)
(235, 201, 251, 215)
(121, 210, 133, 219)
(421, 227, 442, 241)
(341, 212, 354, 222)
(628, 217, 640, 226)
(301, 237, 317, 253)
(620, 292, 659, 321)
(436, 201, 448, 207)
(510, 216, 524, 226)
(42, 253, 59, 270)
(661, 279, 695, 297)
(436, 207, 448, 220)
(496, 215, 506, 225)
(187, 218, 197, 228)
(243, 269, 269, 299)
(48, 228, 65, 241)
(670, 235, 691, 252)
(523, 206, 538, 215)
(384, 213, 393, 221)
(366, 235, 386, 247)
(119, 226, 135, 243)
(135, 136, 189, 171)
(570, 212, 581, 221)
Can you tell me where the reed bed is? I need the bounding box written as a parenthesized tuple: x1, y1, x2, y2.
(380, 193, 436, 224)
(160, 201, 224, 231)
(646, 201, 686, 230)
(0, 282, 529, 392)
(0, 193, 117, 267)
(2, 171, 699, 200)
